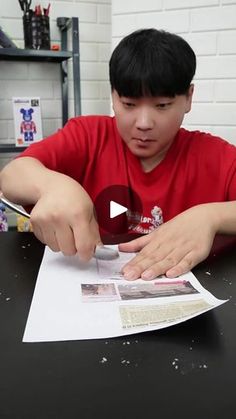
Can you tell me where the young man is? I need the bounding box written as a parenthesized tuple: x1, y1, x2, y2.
(1, 28, 236, 280)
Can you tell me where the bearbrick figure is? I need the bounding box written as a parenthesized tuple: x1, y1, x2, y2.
(20, 108, 37, 142)
(0, 203, 8, 232)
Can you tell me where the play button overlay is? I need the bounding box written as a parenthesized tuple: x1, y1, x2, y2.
(94, 185, 142, 235)
(110, 201, 127, 218)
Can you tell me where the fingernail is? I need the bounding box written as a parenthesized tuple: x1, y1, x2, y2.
(142, 270, 156, 280)
(124, 269, 137, 280)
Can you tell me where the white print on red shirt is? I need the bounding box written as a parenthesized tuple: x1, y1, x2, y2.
(127, 205, 163, 234)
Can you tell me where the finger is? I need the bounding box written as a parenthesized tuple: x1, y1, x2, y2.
(122, 241, 172, 280)
(40, 227, 60, 252)
(90, 217, 103, 247)
(165, 251, 199, 278)
(118, 234, 151, 253)
(73, 217, 101, 261)
(121, 252, 155, 279)
(32, 222, 60, 252)
(123, 242, 192, 280)
(31, 223, 45, 243)
(119, 235, 156, 278)
(141, 246, 202, 280)
(55, 224, 77, 256)
(30, 211, 59, 249)
(141, 256, 180, 280)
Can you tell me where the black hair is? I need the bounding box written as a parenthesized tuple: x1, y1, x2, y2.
(109, 28, 196, 98)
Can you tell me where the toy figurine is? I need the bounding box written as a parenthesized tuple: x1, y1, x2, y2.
(0, 203, 8, 231)
(16, 215, 33, 232)
(20, 108, 37, 142)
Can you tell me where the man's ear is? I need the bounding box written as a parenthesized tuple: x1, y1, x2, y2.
(185, 84, 194, 113)
(111, 89, 116, 112)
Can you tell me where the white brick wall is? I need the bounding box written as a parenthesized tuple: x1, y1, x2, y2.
(0, 0, 111, 168)
(112, 0, 236, 145)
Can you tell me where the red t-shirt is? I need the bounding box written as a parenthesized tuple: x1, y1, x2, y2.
(19, 115, 236, 234)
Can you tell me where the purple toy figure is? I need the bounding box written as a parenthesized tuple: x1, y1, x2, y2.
(0, 203, 8, 232)
(20, 108, 37, 142)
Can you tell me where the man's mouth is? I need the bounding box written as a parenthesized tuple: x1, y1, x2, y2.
(133, 137, 155, 142)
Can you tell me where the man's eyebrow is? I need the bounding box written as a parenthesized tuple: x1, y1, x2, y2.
(155, 96, 175, 100)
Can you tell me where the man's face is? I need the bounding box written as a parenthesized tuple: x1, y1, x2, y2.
(112, 88, 193, 167)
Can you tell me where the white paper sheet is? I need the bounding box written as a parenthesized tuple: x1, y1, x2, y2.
(23, 246, 227, 342)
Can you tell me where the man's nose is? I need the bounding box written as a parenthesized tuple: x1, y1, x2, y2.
(135, 109, 154, 130)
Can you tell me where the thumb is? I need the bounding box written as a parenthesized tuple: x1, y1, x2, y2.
(118, 234, 151, 252)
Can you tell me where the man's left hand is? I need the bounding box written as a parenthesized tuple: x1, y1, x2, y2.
(119, 204, 219, 280)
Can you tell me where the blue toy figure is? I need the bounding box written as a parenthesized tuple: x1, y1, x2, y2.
(0, 203, 8, 231)
(20, 108, 37, 142)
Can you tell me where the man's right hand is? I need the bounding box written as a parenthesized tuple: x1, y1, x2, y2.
(30, 177, 102, 261)
(0, 157, 102, 261)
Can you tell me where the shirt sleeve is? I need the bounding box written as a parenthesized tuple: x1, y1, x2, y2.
(226, 157, 236, 201)
(17, 117, 89, 182)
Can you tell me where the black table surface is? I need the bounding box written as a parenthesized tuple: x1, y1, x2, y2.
(0, 232, 236, 419)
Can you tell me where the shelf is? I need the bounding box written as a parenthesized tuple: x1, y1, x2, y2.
(0, 144, 27, 153)
(0, 17, 81, 155)
(0, 48, 72, 62)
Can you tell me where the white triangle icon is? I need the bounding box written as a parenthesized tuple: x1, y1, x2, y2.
(110, 200, 127, 219)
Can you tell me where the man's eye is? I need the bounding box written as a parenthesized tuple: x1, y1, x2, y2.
(156, 103, 171, 109)
(123, 102, 135, 107)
